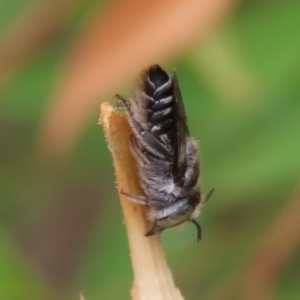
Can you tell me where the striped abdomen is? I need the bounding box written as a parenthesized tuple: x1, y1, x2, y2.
(130, 65, 176, 150)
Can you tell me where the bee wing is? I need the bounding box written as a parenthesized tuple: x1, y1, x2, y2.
(172, 71, 189, 185)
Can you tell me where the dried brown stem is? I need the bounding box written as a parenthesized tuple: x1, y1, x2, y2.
(99, 102, 184, 300)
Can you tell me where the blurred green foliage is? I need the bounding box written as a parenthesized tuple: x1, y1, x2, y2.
(1, 0, 300, 299)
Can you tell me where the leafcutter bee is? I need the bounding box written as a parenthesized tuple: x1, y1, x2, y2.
(116, 65, 213, 242)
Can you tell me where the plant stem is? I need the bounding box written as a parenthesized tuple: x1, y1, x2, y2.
(100, 102, 184, 300)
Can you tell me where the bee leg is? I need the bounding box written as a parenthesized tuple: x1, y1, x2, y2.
(190, 219, 202, 242)
(120, 188, 167, 207)
(116, 100, 170, 159)
(129, 118, 170, 159)
(145, 223, 165, 237)
(120, 189, 148, 205)
(115, 94, 131, 110)
(129, 134, 149, 165)
(183, 139, 200, 187)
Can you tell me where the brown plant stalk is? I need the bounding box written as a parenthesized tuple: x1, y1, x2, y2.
(100, 102, 184, 300)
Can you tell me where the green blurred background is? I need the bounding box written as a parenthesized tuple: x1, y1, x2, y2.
(1, 0, 300, 299)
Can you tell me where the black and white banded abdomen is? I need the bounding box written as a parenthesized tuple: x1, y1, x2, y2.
(129, 65, 177, 154)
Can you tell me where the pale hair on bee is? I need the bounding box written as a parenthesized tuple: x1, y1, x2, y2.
(116, 64, 213, 242)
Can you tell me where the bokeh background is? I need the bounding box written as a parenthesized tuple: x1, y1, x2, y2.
(1, 0, 300, 299)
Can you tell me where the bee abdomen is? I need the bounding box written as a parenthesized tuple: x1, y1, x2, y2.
(150, 119, 173, 135)
(143, 65, 176, 137)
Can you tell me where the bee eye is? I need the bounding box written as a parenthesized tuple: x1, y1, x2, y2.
(189, 193, 200, 207)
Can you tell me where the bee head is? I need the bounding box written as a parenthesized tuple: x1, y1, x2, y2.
(145, 203, 202, 241)
(188, 190, 201, 207)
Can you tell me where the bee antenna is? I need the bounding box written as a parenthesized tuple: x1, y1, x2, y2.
(191, 219, 202, 242)
(204, 187, 215, 203)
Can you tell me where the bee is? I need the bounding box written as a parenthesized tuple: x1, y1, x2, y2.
(116, 65, 213, 242)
